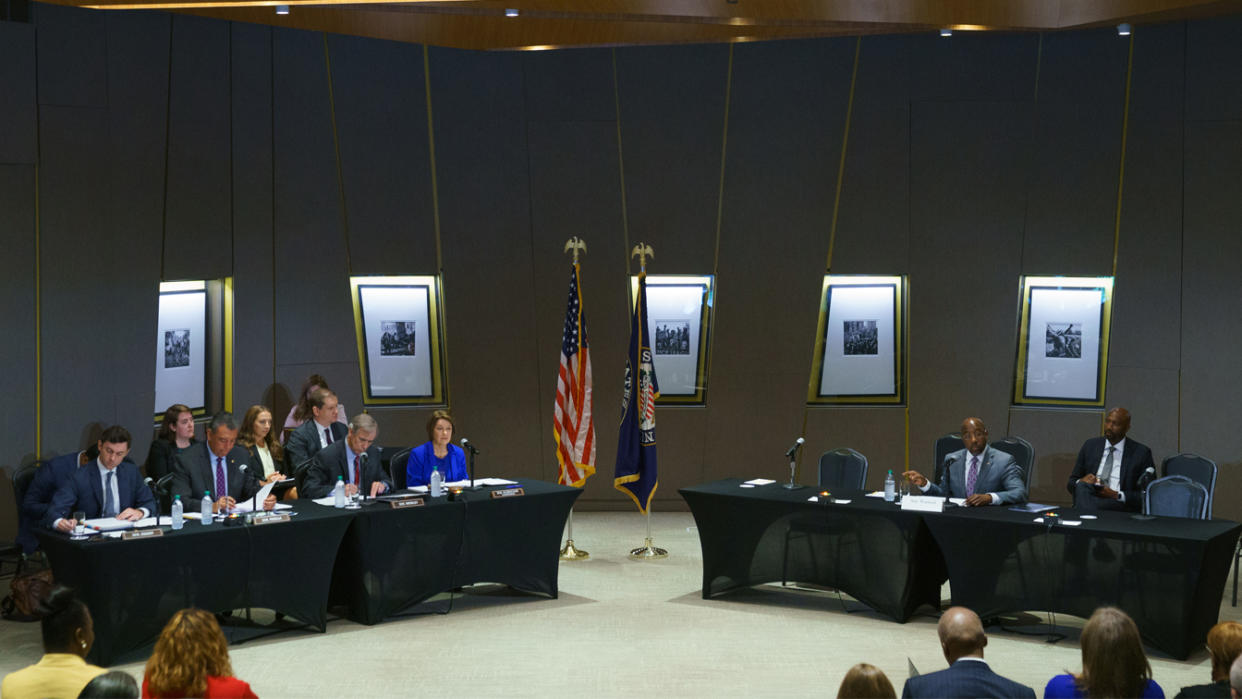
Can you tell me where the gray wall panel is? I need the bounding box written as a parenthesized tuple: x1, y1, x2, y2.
(523, 48, 615, 123)
(803, 408, 907, 491)
(1008, 408, 1101, 503)
(909, 32, 1039, 102)
(0, 22, 36, 164)
(1185, 15, 1242, 122)
(163, 15, 233, 282)
(34, 3, 106, 107)
(0, 165, 37, 542)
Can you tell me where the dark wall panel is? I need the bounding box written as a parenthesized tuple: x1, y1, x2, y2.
(34, 3, 106, 107)
(328, 34, 436, 274)
(163, 15, 233, 282)
(0, 22, 36, 164)
(0, 164, 37, 546)
(1185, 15, 1242, 122)
(522, 48, 614, 123)
(615, 44, 728, 270)
(230, 23, 276, 412)
(1008, 408, 1101, 503)
(804, 408, 907, 491)
(909, 32, 1039, 102)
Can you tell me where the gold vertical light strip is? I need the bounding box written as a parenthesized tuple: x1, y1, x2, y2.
(710, 43, 734, 277)
(423, 44, 450, 404)
(222, 277, 234, 412)
(321, 33, 354, 272)
(611, 48, 632, 278)
(824, 36, 861, 273)
(1112, 35, 1134, 277)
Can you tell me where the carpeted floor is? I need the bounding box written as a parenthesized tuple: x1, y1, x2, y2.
(1, 512, 1233, 697)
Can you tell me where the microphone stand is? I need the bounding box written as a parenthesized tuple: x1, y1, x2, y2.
(464, 444, 481, 491)
(782, 445, 804, 490)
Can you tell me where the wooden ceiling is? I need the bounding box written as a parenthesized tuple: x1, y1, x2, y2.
(41, 0, 1242, 50)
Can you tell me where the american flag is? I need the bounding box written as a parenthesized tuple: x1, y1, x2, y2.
(554, 263, 595, 487)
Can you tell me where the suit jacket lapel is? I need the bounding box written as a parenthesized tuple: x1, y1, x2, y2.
(88, 466, 104, 515)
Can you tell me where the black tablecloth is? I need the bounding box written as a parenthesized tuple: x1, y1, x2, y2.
(924, 506, 1242, 659)
(680, 479, 946, 622)
(330, 480, 581, 625)
(36, 503, 354, 666)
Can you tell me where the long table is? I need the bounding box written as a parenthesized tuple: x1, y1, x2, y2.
(680, 479, 947, 622)
(37, 480, 580, 665)
(681, 479, 1241, 659)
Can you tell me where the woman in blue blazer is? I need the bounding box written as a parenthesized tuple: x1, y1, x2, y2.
(406, 410, 467, 487)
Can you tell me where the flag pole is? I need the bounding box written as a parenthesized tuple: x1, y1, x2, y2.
(559, 237, 591, 562)
(626, 243, 667, 560)
(629, 505, 667, 559)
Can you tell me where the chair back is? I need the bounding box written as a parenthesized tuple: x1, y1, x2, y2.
(13, 461, 42, 511)
(934, 434, 964, 482)
(390, 447, 412, 491)
(817, 448, 868, 491)
(1144, 475, 1209, 519)
(1162, 453, 1218, 518)
(991, 436, 1035, 489)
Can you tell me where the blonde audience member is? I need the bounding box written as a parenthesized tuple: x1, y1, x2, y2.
(838, 663, 896, 699)
(141, 609, 257, 699)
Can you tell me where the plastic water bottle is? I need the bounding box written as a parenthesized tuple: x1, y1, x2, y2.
(200, 491, 213, 525)
(170, 495, 184, 530)
(430, 466, 443, 498)
(884, 470, 896, 502)
(334, 476, 346, 508)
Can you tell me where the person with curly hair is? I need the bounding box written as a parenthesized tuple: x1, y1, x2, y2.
(141, 609, 257, 699)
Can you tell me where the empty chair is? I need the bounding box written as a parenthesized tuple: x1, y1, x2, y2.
(818, 448, 868, 492)
(389, 447, 412, 491)
(1144, 475, 1209, 519)
(4, 462, 41, 571)
(1163, 454, 1217, 518)
(933, 434, 964, 483)
(991, 436, 1035, 490)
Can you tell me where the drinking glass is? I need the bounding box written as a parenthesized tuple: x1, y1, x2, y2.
(71, 510, 87, 540)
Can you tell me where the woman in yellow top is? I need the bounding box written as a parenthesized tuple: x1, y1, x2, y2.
(1, 586, 105, 699)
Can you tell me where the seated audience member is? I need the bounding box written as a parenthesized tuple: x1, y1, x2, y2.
(78, 671, 139, 699)
(1067, 407, 1154, 512)
(144, 404, 197, 482)
(18, 444, 99, 553)
(1, 585, 105, 699)
(141, 609, 258, 699)
(838, 663, 896, 699)
(903, 417, 1026, 506)
(46, 426, 156, 532)
(901, 607, 1034, 698)
(170, 412, 275, 514)
(303, 413, 391, 499)
(281, 373, 347, 443)
(1176, 621, 1242, 698)
(1045, 606, 1163, 698)
(407, 410, 468, 488)
(238, 405, 288, 489)
(284, 389, 346, 475)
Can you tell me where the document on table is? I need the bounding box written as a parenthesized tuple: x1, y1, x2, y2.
(406, 478, 518, 494)
(83, 517, 136, 531)
(233, 481, 276, 512)
(742, 479, 776, 486)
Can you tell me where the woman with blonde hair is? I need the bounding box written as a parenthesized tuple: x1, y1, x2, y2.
(837, 663, 896, 698)
(141, 609, 256, 698)
(1044, 606, 1163, 698)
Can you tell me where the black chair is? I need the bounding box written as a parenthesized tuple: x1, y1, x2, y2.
(933, 434, 964, 482)
(1162, 454, 1217, 518)
(991, 436, 1035, 490)
(389, 447, 412, 491)
(2, 461, 43, 574)
(1144, 475, 1208, 519)
(817, 448, 868, 491)
(153, 473, 175, 516)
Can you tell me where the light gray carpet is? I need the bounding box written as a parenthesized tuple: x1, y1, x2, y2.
(0, 512, 1232, 697)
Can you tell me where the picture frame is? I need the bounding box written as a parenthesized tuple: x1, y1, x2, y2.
(351, 275, 446, 406)
(808, 275, 906, 405)
(1013, 276, 1114, 406)
(154, 281, 208, 417)
(630, 274, 714, 405)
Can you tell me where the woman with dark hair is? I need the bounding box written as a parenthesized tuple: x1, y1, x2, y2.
(78, 671, 139, 699)
(1, 585, 105, 699)
(1044, 606, 1163, 698)
(837, 663, 896, 699)
(141, 609, 256, 699)
(280, 374, 347, 443)
(406, 410, 468, 487)
(145, 404, 196, 481)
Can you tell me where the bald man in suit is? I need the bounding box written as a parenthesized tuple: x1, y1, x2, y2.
(904, 417, 1027, 506)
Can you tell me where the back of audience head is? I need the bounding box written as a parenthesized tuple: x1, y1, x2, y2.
(1230, 654, 1242, 698)
(1077, 606, 1150, 698)
(39, 585, 93, 656)
(837, 663, 895, 699)
(144, 608, 233, 698)
(78, 671, 139, 699)
(938, 606, 986, 663)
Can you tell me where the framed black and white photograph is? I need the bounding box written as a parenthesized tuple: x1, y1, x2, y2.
(1013, 276, 1113, 406)
(808, 275, 906, 405)
(351, 276, 446, 405)
(632, 275, 714, 404)
(154, 281, 207, 415)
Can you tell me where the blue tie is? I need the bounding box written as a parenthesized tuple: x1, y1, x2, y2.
(103, 471, 117, 517)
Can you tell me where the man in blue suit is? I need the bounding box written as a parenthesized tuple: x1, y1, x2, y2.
(303, 413, 390, 499)
(904, 417, 1027, 506)
(1067, 407, 1153, 512)
(46, 426, 156, 532)
(18, 445, 99, 551)
(902, 607, 1035, 698)
(285, 388, 348, 474)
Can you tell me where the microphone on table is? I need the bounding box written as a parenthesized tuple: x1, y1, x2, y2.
(359, 452, 370, 499)
(941, 456, 956, 505)
(460, 438, 480, 455)
(784, 437, 805, 459)
(238, 463, 258, 515)
(1136, 465, 1157, 492)
(143, 477, 159, 523)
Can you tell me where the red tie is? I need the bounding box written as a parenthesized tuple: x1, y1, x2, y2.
(353, 455, 361, 487)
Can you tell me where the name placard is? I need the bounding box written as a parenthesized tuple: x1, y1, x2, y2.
(490, 487, 525, 499)
(389, 498, 425, 509)
(252, 513, 291, 526)
(900, 495, 946, 513)
(122, 528, 164, 540)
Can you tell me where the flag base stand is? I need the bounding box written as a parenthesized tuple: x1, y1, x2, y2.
(629, 537, 668, 559)
(781, 483, 805, 490)
(559, 539, 590, 561)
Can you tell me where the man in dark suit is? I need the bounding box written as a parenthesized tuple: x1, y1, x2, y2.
(1067, 407, 1154, 512)
(285, 388, 347, 476)
(904, 417, 1027, 506)
(18, 445, 98, 551)
(171, 411, 276, 513)
(902, 607, 1035, 698)
(303, 413, 391, 499)
(46, 426, 157, 532)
